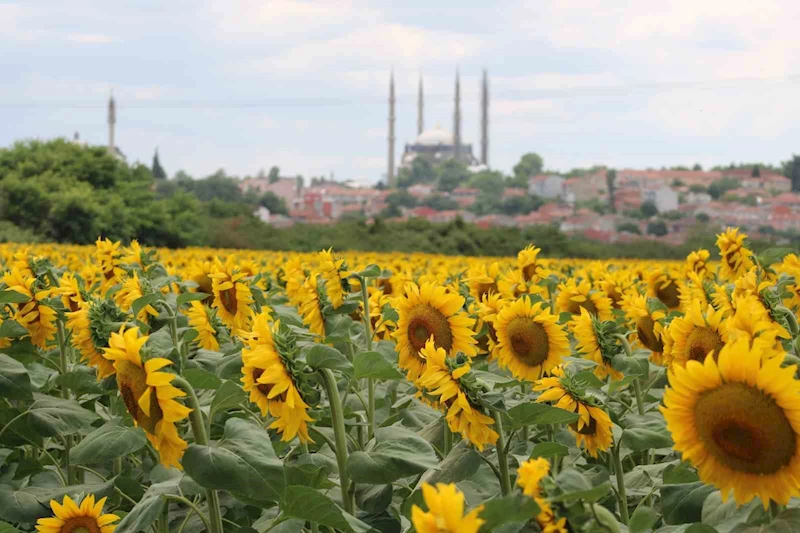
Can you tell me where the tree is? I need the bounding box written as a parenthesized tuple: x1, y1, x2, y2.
(268, 166, 280, 183)
(502, 195, 542, 215)
(468, 170, 506, 194)
(606, 169, 617, 213)
(382, 190, 418, 217)
(259, 191, 288, 215)
(788, 155, 800, 192)
(617, 222, 641, 234)
(696, 212, 710, 223)
(151, 149, 167, 180)
(511, 153, 544, 186)
(689, 184, 707, 193)
(436, 159, 469, 192)
(752, 165, 761, 177)
(396, 158, 436, 188)
(640, 201, 658, 217)
(708, 177, 740, 199)
(692, 163, 703, 171)
(421, 194, 459, 211)
(647, 220, 668, 236)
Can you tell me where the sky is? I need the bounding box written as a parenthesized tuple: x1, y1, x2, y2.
(2, 0, 800, 184)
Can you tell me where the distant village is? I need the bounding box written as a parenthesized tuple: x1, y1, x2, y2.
(239, 166, 796, 245)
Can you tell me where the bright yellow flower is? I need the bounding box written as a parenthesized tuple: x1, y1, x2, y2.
(716, 227, 754, 281)
(186, 301, 219, 351)
(35, 494, 118, 533)
(663, 302, 728, 367)
(517, 458, 569, 533)
(556, 278, 613, 320)
(662, 338, 800, 507)
(210, 258, 254, 336)
(571, 307, 623, 381)
(318, 248, 347, 309)
(411, 483, 485, 533)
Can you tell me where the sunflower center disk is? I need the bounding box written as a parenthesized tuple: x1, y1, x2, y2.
(61, 515, 102, 533)
(636, 317, 664, 352)
(475, 281, 497, 301)
(694, 382, 796, 474)
(117, 360, 163, 435)
(407, 304, 453, 353)
(220, 287, 238, 315)
(522, 263, 538, 282)
(252, 368, 287, 401)
(507, 317, 550, 367)
(686, 327, 725, 362)
(656, 282, 680, 308)
(571, 416, 598, 436)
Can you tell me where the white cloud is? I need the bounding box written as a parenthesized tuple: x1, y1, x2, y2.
(67, 33, 114, 44)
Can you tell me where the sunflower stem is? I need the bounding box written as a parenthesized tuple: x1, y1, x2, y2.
(173, 376, 224, 533)
(442, 421, 452, 457)
(611, 444, 630, 525)
(615, 334, 646, 416)
(56, 320, 77, 485)
(359, 279, 377, 441)
(492, 410, 512, 496)
(776, 305, 799, 339)
(319, 368, 355, 514)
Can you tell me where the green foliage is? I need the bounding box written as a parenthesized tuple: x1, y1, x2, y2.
(511, 152, 544, 185)
(151, 150, 167, 180)
(618, 222, 641, 235)
(420, 194, 459, 211)
(708, 177, 740, 200)
(641, 201, 658, 217)
(647, 221, 668, 236)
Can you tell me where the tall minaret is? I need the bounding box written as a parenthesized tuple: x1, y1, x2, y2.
(417, 76, 424, 135)
(453, 70, 461, 159)
(480, 69, 489, 166)
(387, 72, 396, 188)
(107, 91, 116, 156)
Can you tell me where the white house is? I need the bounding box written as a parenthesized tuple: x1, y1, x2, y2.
(528, 175, 566, 199)
(643, 186, 678, 213)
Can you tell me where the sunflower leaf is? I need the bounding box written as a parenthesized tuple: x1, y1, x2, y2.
(347, 426, 439, 484)
(306, 344, 353, 377)
(353, 350, 403, 380)
(0, 319, 27, 339)
(131, 292, 163, 320)
(0, 477, 116, 524)
(210, 379, 246, 415)
(175, 291, 210, 307)
(0, 291, 30, 304)
(282, 485, 378, 532)
(661, 482, 716, 525)
(26, 395, 98, 437)
(0, 353, 33, 401)
(115, 478, 180, 533)
(71, 421, 147, 465)
(477, 493, 540, 533)
(506, 402, 579, 429)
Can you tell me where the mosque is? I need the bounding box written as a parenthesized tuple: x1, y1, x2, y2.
(387, 70, 489, 186)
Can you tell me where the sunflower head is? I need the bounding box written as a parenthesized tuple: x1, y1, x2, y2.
(465, 262, 501, 303)
(571, 307, 624, 380)
(518, 244, 543, 281)
(716, 227, 755, 281)
(662, 337, 800, 507)
(556, 279, 614, 321)
(318, 248, 349, 309)
(517, 457, 550, 498)
(686, 249, 711, 280)
(35, 494, 119, 533)
(411, 483, 485, 533)
(664, 302, 728, 367)
(646, 269, 681, 310)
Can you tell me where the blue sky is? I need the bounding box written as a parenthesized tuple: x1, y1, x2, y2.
(2, 0, 800, 184)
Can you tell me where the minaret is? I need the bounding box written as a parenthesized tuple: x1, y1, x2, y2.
(417, 76, 424, 135)
(107, 91, 116, 156)
(453, 70, 461, 159)
(480, 69, 489, 166)
(387, 72, 396, 188)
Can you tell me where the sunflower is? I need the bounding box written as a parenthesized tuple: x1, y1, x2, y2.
(210, 258, 254, 336)
(663, 302, 728, 367)
(686, 249, 711, 280)
(621, 291, 666, 365)
(677, 274, 711, 313)
(241, 312, 313, 442)
(417, 338, 498, 450)
(369, 290, 396, 341)
(571, 307, 623, 381)
(318, 248, 347, 309)
(497, 268, 547, 300)
(58, 272, 84, 313)
(282, 257, 307, 306)
(3, 267, 57, 348)
(474, 291, 503, 358)
(186, 301, 220, 351)
(534, 366, 613, 457)
(556, 279, 613, 321)
(778, 253, 800, 309)
(298, 274, 326, 337)
(646, 269, 681, 310)
(121, 239, 145, 266)
(710, 283, 734, 316)
(517, 458, 568, 533)
(95, 238, 125, 294)
(103, 326, 192, 469)
(717, 227, 754, 281)
(66, 301, 117, 379)
(187, 259, 215, 299)
(494, 297, 569, 382)
(411, 483, 485, 533)
(115, 271, 158, 323)
(597, 270, 632, 309)
(375, 271, 410, 297)
(35, 494, 118, 533)
(662, 338, 800, 507)
(392, 282, 476, 383)
(726, 293, 788, 360)
(465, 262, 501, 302)
(518, 244, 543, 281)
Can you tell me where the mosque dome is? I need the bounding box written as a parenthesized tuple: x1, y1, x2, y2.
(415, 125, 453, 146)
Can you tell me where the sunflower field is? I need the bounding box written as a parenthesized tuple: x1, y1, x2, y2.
(1, 228, 800, 533)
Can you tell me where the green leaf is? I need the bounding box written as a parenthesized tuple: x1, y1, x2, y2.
(551, 481, 612, 503)
(131, 293, 162, 319)
(355, 484, 393, 514)
(183, 367, 222, 390)
(348, 426, 439, 484)
(358, 264, 381, 278)
(629, 505, 659, 533)
(57, 367, 105, 396)
(684, 525, 719, 533)
(116, 478, 180, 533)
(0, 353, 33, 401)
(419, 440, 481, 485)
(0, 319, 28, 339)
(477, 493, 540, 533)
(701, 491, 758, 530)
(183, 418, 286, 504)
(574, 370, 606, 389)
(661, 482, 716, 525)
(353, 350, 403, 380)
(0, 478, 115, 523)
(0, 521, 22, 533)
(531, 442, 569, 459)
(176, 292, 210, 307)
(758, 247, 794, 268)
(760, 509, 800, 533)
(608, 375, 638, 395)
(622, 414, 673, 451)
(306, 344, 353, 376)
(210, 380, 246, 415)
(282, 485, 377, 532)
(71, 421, 147, 465)
(0, 290, 30, 304)
(27, 396, 98, 437)
(507, 402, 579, 428)
(0, 408, 41, 446)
